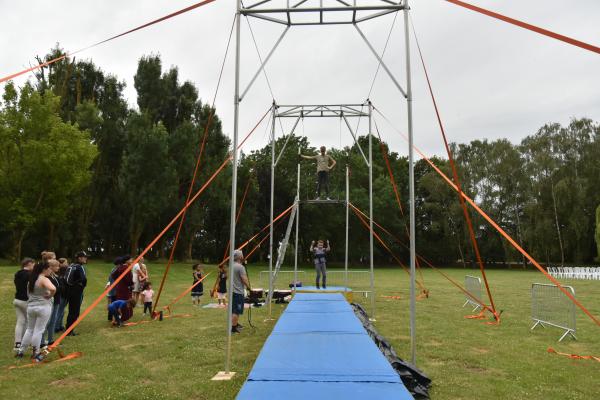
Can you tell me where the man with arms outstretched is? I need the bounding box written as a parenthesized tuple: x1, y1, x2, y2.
(301, 146, 336, 200)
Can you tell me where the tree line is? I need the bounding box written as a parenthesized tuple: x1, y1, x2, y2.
(1, 47, 599, 266)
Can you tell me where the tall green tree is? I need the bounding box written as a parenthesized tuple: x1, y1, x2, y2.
(0, 82, 96, 260)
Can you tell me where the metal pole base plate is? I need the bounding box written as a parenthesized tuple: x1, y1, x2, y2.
(212, 371, 236, 381)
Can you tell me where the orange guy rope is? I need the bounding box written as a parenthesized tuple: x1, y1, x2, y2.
(0, 0, 218, 84)
(375, 109, 600, 327)
(163, 272, 211, 313)
(48, 107, 272, 353)
(444, 0, 600, 55)
(374, 120, 427, 287)
(409, 26, 499, 320)
(351, 204, 427, 293)
(350, 202, 494, 315)
(153, 14, 237, 313)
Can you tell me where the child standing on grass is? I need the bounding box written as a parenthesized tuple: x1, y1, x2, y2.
(216, 264, 227, 307)
(191, 264, 204, 306)
(141, 283, 154, 315)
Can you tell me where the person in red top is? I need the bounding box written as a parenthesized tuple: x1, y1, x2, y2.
(111, 255, 134, 301)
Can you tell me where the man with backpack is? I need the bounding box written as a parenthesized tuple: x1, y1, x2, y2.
(64, 251, 89, 336)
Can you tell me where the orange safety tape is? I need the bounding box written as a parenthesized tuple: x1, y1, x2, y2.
(374, 121, 427, 288)
(152, 14, 236, 313)
(349, 202, 499, 316)
(217, 204, 295, 268)
(547, 348, 600, 363)
(405, 28, 499, 320)
(47, 107, 272, 353)
(375, 108, 600, 328)
(444, 0, 600, 55)
(0, 0, 218, 84)
(173, 204, 288, 307)
(350, 205, 428, 294)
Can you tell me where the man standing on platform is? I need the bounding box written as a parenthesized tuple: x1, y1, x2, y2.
(301, 146, 336, 200)
(231, 250, 250, 334)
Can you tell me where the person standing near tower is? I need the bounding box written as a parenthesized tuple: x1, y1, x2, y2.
(310, 239, 330, 289)
(301, 146, 336, 200)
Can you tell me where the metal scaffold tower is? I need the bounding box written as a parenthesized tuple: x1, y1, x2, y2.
(225, 0, 418, 377)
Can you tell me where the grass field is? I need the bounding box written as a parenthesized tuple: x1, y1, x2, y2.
(1, 262, 599, 399)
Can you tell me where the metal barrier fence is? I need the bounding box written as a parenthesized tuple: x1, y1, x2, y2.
(547, 266, 600, 280)
(462, 275, 483, 312)
(531, 283, 576, 342)
(325, 270, 373, 298)
(259, 270, 306, 291)
(259, 269, 373, 297)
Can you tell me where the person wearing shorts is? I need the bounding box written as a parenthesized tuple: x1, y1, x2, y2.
(231, 250, 250, 334)
(191, 264, 204, 306)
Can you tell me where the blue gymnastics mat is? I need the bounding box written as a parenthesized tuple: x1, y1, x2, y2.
(296, 285, 350, 292)
(285, 299, 353, 313)
(272, 311, 365, 334)
(247, 333, 401, 382)
(236, 291, 413, 399)
(238, 381, 412, 400)
(293, 292, 347, 301)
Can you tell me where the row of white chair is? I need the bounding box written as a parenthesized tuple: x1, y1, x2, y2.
(547, 266, 600, 280)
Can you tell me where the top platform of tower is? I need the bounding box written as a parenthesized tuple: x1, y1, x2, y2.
(240, 0, 407, 26)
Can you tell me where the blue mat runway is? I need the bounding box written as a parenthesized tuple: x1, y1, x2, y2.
(237, 292, 413, 399)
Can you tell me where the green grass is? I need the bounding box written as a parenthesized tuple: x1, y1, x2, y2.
(1, 263, 599, 399)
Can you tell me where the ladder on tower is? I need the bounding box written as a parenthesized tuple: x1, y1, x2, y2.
(267, 198, 298, 304)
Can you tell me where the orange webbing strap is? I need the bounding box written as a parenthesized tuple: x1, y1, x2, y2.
(152, 111, 213, 314)
(547, 348, 600, 363)
(374, 120, 427, 289)
(408, 30, 499, 321)
(152, 14, 236, 314)
(47, 108, 271, 353)
(444, 0, 600, 55)
(162, 273, 211, 313)
(375, 109, 600, 328)
(217, 204, 294, 268)
(349, 202, 498, 313)
(0, 0, 218, 84)
(350, 205, 428, 294)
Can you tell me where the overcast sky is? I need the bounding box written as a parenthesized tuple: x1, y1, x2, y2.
(1, 0, 599, 158)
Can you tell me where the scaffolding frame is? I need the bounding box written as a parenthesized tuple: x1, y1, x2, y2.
(224, 0, 418, 376)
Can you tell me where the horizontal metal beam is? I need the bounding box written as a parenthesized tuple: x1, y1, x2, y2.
(242, 5, 405, 15)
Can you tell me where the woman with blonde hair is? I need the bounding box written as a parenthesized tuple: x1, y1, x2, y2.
(16, 260, 57, 362)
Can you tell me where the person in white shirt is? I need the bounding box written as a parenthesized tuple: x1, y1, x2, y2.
(131, 258, 142, 304)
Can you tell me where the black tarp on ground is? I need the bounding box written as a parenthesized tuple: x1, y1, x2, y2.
(352, 303, 432, 399)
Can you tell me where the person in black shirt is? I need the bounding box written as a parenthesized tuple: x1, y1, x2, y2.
(13, 258, 34, 354)
(64, 251, 89, 336)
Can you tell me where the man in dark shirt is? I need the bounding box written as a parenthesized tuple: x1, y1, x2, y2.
(64, 251, 89, 336)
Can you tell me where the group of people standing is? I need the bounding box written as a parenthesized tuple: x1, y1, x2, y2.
(12, 250, 89, 362)
(105, 255, 153, 327)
